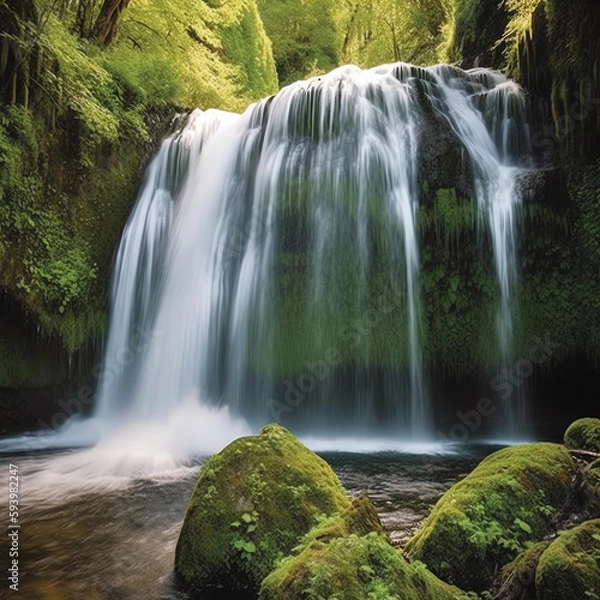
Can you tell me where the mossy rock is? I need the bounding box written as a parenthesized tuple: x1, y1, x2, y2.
(584, 460, 600, 518)
(495, 540, 551, 600)
(536, 519, 600, 600)
(174, 424, 350, 593)
(259, 529, 470, 600)
(285, 493, 386, 548)
(564, 418, 600, 453)
(405, 443, 576, 592)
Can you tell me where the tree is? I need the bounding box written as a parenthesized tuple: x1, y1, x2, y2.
(93, 0, 131, 47)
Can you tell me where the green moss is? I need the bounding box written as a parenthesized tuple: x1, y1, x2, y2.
(497, 540, 551, 599)
(585, 461, 600, 518)
(174, 424, 350, 593)
(564, 419, 600, 453)
(406, 443, 576, 592)
(536, 519, 600, 600)
(296, 494, 387, 548)
(420, 188, 477, 245)
(260, 529, 470, 600)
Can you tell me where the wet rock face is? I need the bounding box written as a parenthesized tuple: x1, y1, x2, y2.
(174, 424, 350, 593)
(405, 443, 576, 592)
(450, 0, 510, 69)
(417, 100, 473, 202)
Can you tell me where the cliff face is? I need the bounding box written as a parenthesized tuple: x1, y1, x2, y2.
(446, 0, 600, 162)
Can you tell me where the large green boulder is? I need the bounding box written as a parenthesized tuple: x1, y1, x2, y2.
(564, 418, 600, 453)
(259, 528, 470, 600)
(536, 519, 600, 600)
(405, 443, 576, 592)
(174, 424, 350, 593)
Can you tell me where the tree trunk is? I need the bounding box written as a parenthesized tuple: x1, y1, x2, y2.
(93, 0, 131, 47)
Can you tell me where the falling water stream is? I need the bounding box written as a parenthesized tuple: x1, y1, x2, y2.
(87, 62, 529, 442)
(0, 59, 534, 600)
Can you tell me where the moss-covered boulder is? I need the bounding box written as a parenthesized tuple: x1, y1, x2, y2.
(536, 519, 600, 600)
(174, 424, 351, 593)
(494, 540, 551, 600)
(584, 460, 600, 517)
(405, 443, 576, 592)
(564, 418, 600, 453)
(259, 529, 470, 600)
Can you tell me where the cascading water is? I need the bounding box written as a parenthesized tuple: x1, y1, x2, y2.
(95, 65, 434, 438)
(2, 62, 531, 458)
(90, 62, 531, 441)
(423, 66, 530, 435)
(95, 109, 236, 425)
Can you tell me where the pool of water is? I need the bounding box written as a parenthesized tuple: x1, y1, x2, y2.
(0, 445, 498, 599)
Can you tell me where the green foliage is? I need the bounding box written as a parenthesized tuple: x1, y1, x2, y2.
(341, 0, 452, 67)
(259, 0, 451, 85)
(220, 0, 279, 97)
(406, 443, 576, 592)
(258, 0, 340, 86)
(231, 510, 260, 560)
(119, 0, 277, 111)
(40, 14, 120, 148)
(0, 0, 278, 373)
(102, 46, 182, 107)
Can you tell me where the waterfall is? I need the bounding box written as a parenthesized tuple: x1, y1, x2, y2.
(92, 63, 529, 439)
(94, 109, 236, 423)
(425, 66, 530, 434)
